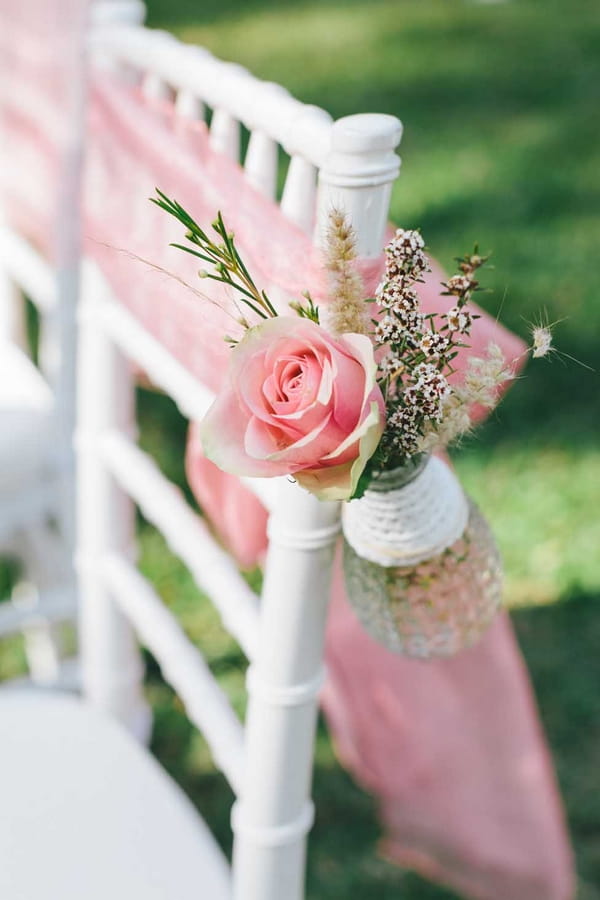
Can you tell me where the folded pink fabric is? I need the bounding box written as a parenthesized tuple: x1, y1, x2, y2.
(1, 46, 573, 895)
(0, 0, 88, 256)
(185, 268, 574, 899)
(84, 79, 390, 390)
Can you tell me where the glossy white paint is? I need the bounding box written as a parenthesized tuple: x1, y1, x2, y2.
(1, 3, 404, 897)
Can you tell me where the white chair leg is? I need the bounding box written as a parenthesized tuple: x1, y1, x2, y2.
(14, 522, 70, 684)
(77, 274, 152, 743)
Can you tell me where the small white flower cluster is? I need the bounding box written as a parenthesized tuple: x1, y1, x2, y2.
(375, 281, 420, 313)
(445, 305, 473, 334)
(376, 314, 408, 345)
(416, 342, 512, 454)
(384, 228, 429, 279)
(375, 283, 424, 351)
(419, 330, 452, 359)
(378, 353, 406, 378)
(388, 405, 421, 456)
(375, 231, 433, 381)
(446, 273, 476, 295)
(403, 364, 450, 421)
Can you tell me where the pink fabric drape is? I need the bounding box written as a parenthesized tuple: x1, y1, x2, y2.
(1, 23, 574, 896)
(0, 0, 88, 258)
(184, 274, 573, 899)
(85, 77, 573, 900)
(85, 79, 383, 394)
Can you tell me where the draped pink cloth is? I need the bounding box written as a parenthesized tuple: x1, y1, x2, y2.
(0, 0, 88, 258)
(83, 74, 574, 900)
(85, 79, 387, 389)
(185, 271, 574, 900)
(0, 15, 574, 895)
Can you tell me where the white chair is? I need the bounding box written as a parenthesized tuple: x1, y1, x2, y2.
(0, 8, 86, 685)
(0, 9, 402, 900)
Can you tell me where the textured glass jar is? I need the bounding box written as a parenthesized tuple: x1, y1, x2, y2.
(342, 456, 503, 659)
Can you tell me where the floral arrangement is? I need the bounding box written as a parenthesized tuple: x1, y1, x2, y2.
(153, 190, 550, 502)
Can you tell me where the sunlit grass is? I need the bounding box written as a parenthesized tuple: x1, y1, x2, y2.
(454, 444, 600, 606)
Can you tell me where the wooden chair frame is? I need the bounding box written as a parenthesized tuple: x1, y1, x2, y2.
(78, 5, 403, 899)
(0, 10, 86, 683)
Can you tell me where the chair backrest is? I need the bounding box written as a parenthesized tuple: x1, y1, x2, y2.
(79, 8, 402, 899)
(0, 0, 88, 530)
(0, 1, 88, 680)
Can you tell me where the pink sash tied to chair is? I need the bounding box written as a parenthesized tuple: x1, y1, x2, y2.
(185, 283, 573, 899)
(1, 45, 574, 898)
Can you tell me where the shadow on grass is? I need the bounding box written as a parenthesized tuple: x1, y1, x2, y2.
(145, 0, 374, 29)
(513, 590, 600, 892)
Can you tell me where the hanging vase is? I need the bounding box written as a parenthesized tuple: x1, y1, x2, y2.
(342, 454, 503, 659)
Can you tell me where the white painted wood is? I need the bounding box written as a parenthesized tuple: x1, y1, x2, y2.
(104, 552, 245, 792)
(91, 0, 146, 26)
(100, 429, 260, 659)
(0, 226, 57, 312)
(73, 24, 401, 900)
(91, 25, 333, 167)
(3, 14, 405, 895)
(0, 0, 89, 682)
(175, 88, 205, 122)
(0, 485, 59, 547)
(76, 280, 151, 741)
(317, 113, 403, 258)
(245, 131, 278, 199)
(13, 522, 73, 685)
(210, 108, 241, 161)
(231, 482, 340, 900)
(4, 656, 80, 692)
(0, 339, 54, 492)
(0, 584, 77, 637)
(21, 617, 63, 684)
(231, 111, 402, 900)
(93, 275, 278, 510)
(142, 71, 171, 102)
(0, 691, 231, 900)
(280, 156, 317, 233)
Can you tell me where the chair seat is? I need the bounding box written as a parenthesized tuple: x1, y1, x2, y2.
(0, 340, 54, 491)
(0, 691, 231, 900)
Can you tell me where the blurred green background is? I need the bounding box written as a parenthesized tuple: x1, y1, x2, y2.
(3, 0, 600, 897)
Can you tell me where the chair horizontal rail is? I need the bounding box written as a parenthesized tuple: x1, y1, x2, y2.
(90, 24, 333, 166)
(0, 656, 79, 692)
(100, 429, 261, 659)
(0, 585, 77, 637)
(103, 552, 245, 793)
(0, 227, 56, 311)
(94, 291, 279, 512)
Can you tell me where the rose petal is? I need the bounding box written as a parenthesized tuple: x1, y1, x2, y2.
(201, 385, 290, 477)
(202, 316, 385, 495)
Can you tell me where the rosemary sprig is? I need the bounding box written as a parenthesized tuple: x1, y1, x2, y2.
(151, 189, 278, 323)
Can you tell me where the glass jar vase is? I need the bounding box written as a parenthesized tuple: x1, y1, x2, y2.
(342, 455, 503, 659)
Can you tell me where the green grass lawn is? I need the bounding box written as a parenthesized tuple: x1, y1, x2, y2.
(3, 0, 600, 896)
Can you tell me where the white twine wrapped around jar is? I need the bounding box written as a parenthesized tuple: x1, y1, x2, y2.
(342, 455, 469, 568)
(341, 455, 503, 659)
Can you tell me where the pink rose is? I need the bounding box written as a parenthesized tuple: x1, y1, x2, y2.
(201, 316, 385, 501)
